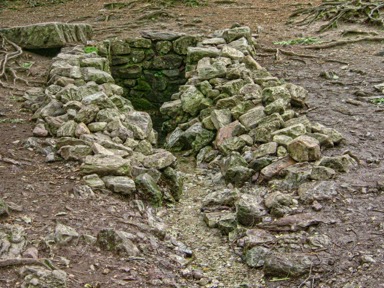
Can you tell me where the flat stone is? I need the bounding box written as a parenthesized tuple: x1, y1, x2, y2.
(236, 193, 266, 226)
(102, 176, 136, 195)
(202, 188, 239, 208)
(55, 223, 79, 245)
(141, 30, 185, 41)
(238, 106, 265, 130)
(80, 155, 131, 176)
(264, 252, 312, 277)
(245, 246, 271, 268)
(0, 22, 92, 49)
(135, 173, 163, 207)
(83, 174, 105, 190)
(260, 156, 296, 179)
(143, 149, 176, 170)
(298, 181, 338, 203)
(97, 229, 139, 256)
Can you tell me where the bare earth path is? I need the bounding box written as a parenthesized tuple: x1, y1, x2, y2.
(0, 0, 384, 287)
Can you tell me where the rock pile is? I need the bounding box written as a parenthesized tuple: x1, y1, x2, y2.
(160, 26, 355, 188)
(23, 46, 183, 206)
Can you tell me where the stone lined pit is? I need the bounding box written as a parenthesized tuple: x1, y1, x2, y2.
(23, 25, 355, 278)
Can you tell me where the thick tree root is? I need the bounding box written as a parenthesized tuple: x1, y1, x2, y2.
(0, 33, 29, 88)
(289, 0, 384, 32)
(304, 36, 384, 49)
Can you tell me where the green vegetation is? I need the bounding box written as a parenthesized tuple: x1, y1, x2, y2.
(370, 97, 384, 105)
(146, 0, 207, 7)
(273, 37, 321, 46)
(84, 46, 98, 54)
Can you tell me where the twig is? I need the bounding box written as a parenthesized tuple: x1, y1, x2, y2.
(298, 263, 313, 288)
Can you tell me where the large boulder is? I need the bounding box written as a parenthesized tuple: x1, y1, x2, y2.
(0, 22, 92, 49)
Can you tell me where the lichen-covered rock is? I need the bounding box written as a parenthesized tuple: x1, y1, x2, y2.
(180, 86, 205, 116)
(80, 155, 131, 176)
(102, 176, 136, 195)
(0, 198, 9, 217)
(97, 229, 140, 256)
(264, 191, 295, 217)
(238, 106, 265, 130)
(54, 223, 79, 245)
(135, 173, 163, 207)
(202, 188, 239, 208)
(298, 181, 338, 203)
(236, 194, 266, 226)
(143, 149, 176, 170)
(287, 135, 321, 162)
(264, 252, 313, 277)
(83, 174, 105, 190)
(20, 266, 67, 288)
(58, 144, 92, 161)
(318, 155, 355, 172)
(245, 246, 271, 268)
(0, 22, 92, 49)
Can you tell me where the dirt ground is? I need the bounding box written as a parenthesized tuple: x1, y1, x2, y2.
(1, 0, 384, 287)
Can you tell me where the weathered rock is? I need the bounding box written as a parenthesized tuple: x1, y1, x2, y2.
(135, 173, 163, 207)
(180, 86, 205, 116)
(215, 120, 246, 148)
(237, 229, 276, 249)
(223, 26, 251, 43)
(224, 165, 253, 187)
(310, 165, 336, 180)
(222, 45, 244, 60)
(82, 174, 105, 190)
(264, 191, 294, 217)
(238, 106, 265, 130)
(217, 136, 247, 155)
(56, 120, 78, 137)
(216, 212, 238, 235)
(287, 135, 321, 162)
(143, 149, 176, 170)
(54, 223, 79, 245)
(82, 92, 115, 109)
(264, 252, 312, 277)
(187, 46, 220, 63)
(210, 109, 232, 130)
(202, 188, 239, 208)
(251, 142, 278, 159)
(20, 266, 67, 288)
(298, 181, 338, 203)
(72, 184, 95, 198)
(82, 67, 114, 84)
(271, 123, 307, 139)
(102, 176, 136, 195)
(33, 123, 49, 137)
(236, 194, 266, 226)
(258, 213, 325, 232)
(245, 246, 271, 268)
(58, 144, 92, 161)
(318, 155, 355, 172)
(260, 156, 296, 179)
(75, 104, 99, 124)
(80, 155, 131, 176)
(97, 229, 139, 256)
(124, 111, 153, 140)
(0, 22, 92, 49)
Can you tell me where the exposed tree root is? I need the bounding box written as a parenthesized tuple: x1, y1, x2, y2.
(304, 36, 384, 49)
(289, 0, 384, 32)
(257, 45, 349, 64)
(0, 33, 29, 88)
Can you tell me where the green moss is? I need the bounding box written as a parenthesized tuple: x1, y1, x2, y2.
(130, 97, 157, 111)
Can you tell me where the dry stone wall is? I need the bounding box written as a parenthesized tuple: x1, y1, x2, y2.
(97, 32, 201, 113)
(23, 45, 183, 207)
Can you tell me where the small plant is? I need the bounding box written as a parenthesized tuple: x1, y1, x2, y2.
(370, 97, 384, 105)
(20, 61, 34, 69)
(273, 37, 321, 46)
(84, 46, 98, 54)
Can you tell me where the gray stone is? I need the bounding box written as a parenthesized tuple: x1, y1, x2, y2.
(96, 108, 120, 122)
(223, 26, 251, 43)
(287, 135, 321, 162)
(160, 99, 182, 117)
(238, 106, 265, 130)
(221, 79, 246, 96)
(180, 86, 205, 116)
(197, 57, 227, 80)
(54, 223, 79, 245)
(97, 229, 139, 256)
(80, 155, 131, 176)
(224, 165, 253, 187)
(210, 109, 232, 130)
(58, 144, 92, 161)
(81, 67, 114, 84)
(33, 123, 49, 137)
(264, 98, 289, 115)
(82, 92, 116, 109)
(75, 122, 91, 137)
(318, 155, 354, 172)
(236, 193, 266, 226)
(102, 176, 136, 195)
(35, 99, 65, 119)
(264, 191, 294, 217)
(285, 83, 308, 108)
(262, 85, 291, 105)
(298, 181, 338, 203)
(72, 185, 95, 199)
(57, 120, 77, 137)
(75, 104, 99, 124)
(135, 173, 163, 207)
(20, 266, 67, 288)
(187, 46, 221, 63)
(310, 166, 336, 180)
(245, 246, 271, 268)
(0, 22, 92, 49)
(222, 45, 244, 60)
(202, 188, 239, 208)
(124, 111, 153, 140)
(271, 123, 307, 139)
(238, 229, 276, 249)
(251, 142, 277, 159)
(264, 252, 312, 277)
(217, 136, 247, 155)
(83, 174, 105, 190)
(143, 149, 176, 169)
(173, 35, 199, 55)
